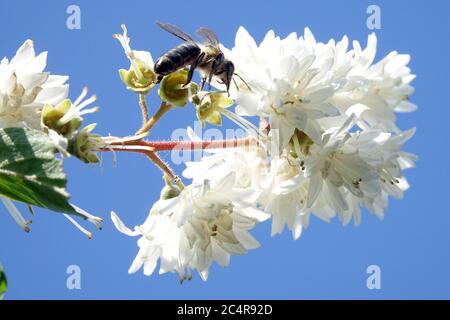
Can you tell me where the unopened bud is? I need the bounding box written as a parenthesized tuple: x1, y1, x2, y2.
(69, 124, 103, 163)
(160, 184, 181, 200)
(191, 91, 233, 127)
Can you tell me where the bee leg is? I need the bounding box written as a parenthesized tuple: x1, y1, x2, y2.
(200, 77, 206, 90)
(207, 61, 217, 90)
(184, 52, 205, 87)
(155, 74, 164, 84)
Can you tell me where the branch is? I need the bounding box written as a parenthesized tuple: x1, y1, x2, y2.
(102, 144, 185, 188)
(109, 137, 254, 152)
(136, 102, 173, 135)
(101, 136, 255, 189)
(138, 94, 149, 126)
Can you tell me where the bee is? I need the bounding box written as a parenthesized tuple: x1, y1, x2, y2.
(154, 21, 250, 95)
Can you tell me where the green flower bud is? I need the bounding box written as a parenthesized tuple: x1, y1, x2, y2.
(191, 92, 233, 127)
(160, 184, 181, 200)
(69, 123, 103, 163)
(41, 100, 82, 138)
(119, 60, 157, 94)
(158, 69, 197, 107)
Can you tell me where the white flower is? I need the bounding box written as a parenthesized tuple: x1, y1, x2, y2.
(48, 86, 99, 136)
(0, 40, 103, 237)
(332, 33, 417, 131)
(304, 116, 416, 225)
(182, 139, 314, 240)
(222, 27, 341, 154)
(114, 24, 155, 74)
(112, 173, 269, 282)
(300, 28, 354, 86)
(114, 24, 157, 92)
(221, 28, 416, 154)
(0, 40, 69, 129)
(259, 156, 335, 240)
(340, 127, 417, 223)
(305, 117, 380, 212)
(183, 144, 269, 193)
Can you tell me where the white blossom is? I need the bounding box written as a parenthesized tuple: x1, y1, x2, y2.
(0, 40, 69, 129)
(110, 25, 418, 280)
(331, 33, 416, 132)
(259, 155, 337, 239)
(222, 27, 340, 154)
(112, 173, 269, 282)
(0, 40, 102, 236)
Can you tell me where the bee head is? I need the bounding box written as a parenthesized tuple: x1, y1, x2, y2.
(215, 60, 235, 95)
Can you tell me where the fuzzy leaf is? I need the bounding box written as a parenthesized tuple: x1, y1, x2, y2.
(0, 127, 77, 215)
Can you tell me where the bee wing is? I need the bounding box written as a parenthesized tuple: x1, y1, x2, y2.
(156, 21, 198, 45)
(196, 27, 220, 49)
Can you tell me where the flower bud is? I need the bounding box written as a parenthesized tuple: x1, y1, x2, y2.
(158, 69, 197, 107)
(69, 123, 103, 163)
(191, 91, 233, 127)
(160, 184, 181, 200)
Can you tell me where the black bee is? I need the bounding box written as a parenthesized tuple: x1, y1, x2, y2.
(154, 21, 250, 95)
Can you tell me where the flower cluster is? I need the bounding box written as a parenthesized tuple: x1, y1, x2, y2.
(113, 26, 416, 281)
(0, 40, 103, 237)
(112, 173, 268, 282)
(1, 25, 415, 282)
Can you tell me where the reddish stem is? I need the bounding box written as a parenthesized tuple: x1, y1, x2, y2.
(108, 137, 254, 152)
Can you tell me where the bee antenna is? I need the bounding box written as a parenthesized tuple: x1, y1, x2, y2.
(232, 77, 240, 92)
(233, 73, 252, 92)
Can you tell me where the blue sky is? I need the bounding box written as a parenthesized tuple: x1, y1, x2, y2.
(0, 0, 449, 299)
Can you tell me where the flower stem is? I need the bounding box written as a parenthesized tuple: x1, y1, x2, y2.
(102, 136, 254, 189)
(136, 101, 173, 135)
(138, 94, 149, 127)
(102, 143, 185, 188)
(110, 137, 254, 152)
(146, 152, 185, 189)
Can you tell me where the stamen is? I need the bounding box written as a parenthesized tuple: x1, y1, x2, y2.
(76, 94, 97, 110)
(292, 134, 303, 158)
(220, 108, 266, 146)
(71, 203, 103, 230)
(1, 198, 31, 232)
(63, 214, 92, 239)
(179, 272, 186, 284)
(57, 94, 98, 126)
(78, 106, 100, 117)
(73, 86, 89, 106)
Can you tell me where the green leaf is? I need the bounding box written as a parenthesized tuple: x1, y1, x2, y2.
(0, 127, 77, 215)
(0, 264, 7, 299)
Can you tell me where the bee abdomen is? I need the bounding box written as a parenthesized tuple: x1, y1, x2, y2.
(154, 43, 201, 76)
